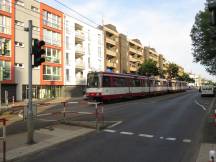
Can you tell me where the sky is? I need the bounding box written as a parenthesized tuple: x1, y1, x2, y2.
(43, 0, 216, 81)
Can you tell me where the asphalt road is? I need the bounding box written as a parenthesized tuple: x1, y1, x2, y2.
(18, 90, 216, 162)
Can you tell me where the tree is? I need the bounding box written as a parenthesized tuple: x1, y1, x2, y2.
(138, 59, 159, 77)
(177, 72, 195, 83)
(167, 63, 179, 79)
(190, 1, 216, 75)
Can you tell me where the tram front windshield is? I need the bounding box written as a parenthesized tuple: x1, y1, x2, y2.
(87, 73, 99, 88)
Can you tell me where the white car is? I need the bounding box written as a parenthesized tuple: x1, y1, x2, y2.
(201, 85, 215, 97)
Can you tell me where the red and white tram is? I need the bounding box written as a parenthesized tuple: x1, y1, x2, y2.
(86, 72, 187, 101)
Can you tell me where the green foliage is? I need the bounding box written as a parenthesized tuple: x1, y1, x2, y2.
(190, 3, 216, 75)
(167, 63, 179, 79)
(177, 72, 195, 83)
(138, 59, 159, 77)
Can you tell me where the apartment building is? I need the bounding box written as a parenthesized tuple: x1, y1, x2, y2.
(127, 39, 143, 73)
(64, 15, 104, 96)
(119, 34, 144, 73)
(177, 65, 184, 76)
(0, 0, 15, 101)
(39, 3, 64, 99)
(144, 47, 160, 67)
(101, 24, 120, 73)
(14, 0, 40, 100)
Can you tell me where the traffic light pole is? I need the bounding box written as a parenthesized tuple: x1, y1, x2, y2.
(26, 20, 34, 144)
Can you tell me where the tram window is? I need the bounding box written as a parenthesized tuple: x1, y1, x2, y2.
(87, 73, 99, 88)
(163, 81, 167, 86)
(102, 76, 111, 87)
(133, 79, 140, 87)
(113, 77, 126, 87)
(149, 80, 154, 87)
(155, 80, 161, 87)
(144, 80, 149, 87)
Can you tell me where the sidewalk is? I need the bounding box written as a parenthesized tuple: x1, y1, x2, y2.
(196, 97, 216, 162)
(0, 96, 84, 126)
(0, 124, 94, 162)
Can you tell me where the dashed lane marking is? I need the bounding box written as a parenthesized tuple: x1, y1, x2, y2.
(103, 129, 192, 144)
(183, 139, 191, 143)
(139, 134, 154, 138)
(103, 129, 116, 133)
(120, 131, 134, 135)
(166, 137, 176, 141)
(195, 100, 207, 111)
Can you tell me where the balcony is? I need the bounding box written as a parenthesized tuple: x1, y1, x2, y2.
(129, 64, 137, 72)
(75, 61, 85, 70)
(75, 30, 85, 42)
(106, 49, 116, 57)
(137, 50, 143, 56)
(129, 47, 137, 54)
(106, 61, 117, 68)
(106, 37, 116, 45)
(129, 56, 137, 63)
(75, 46, 84, 57)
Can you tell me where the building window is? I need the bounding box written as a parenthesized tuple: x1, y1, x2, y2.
(88, 30, 91, 41)
(98, 34, 101, 45)
(88, 57, 90, 68)
(43, 29, 61, 47)
(15, 0, 24, 7)
(98, 47, 101, 58)
(66, 69, 69, 82)
(66, 53, 69, 65)
(66, 36, 69, 50)
(43, 11, 61, 30)
(43, 65, 61, 81)
(0, 15, 11, 34)
(45, 48, 61, 64)
(88, 43, 90, 55)
(0, 38, 11, 56)
(15, 20, 24, 27)
(15, 41, 24, 47)
(33, 26, 39, 32)
(0, 60, 11, 80)
(0, 0, 11, 12)
(31, 6, 38, 12)
(65, 20, 70, 34)
(15, 63, 24, 68)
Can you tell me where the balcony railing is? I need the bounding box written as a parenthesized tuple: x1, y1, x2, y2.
(106, 49, 116, 57)
(106, 61, 117, 68)
(129, 56, 137, 63)
(106, 37, 116, 45)
(75, 31, 85, 41)
(75, 46, 84, 57)
(75, 61, 85, 69)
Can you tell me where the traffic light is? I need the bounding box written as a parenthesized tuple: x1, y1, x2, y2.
(32, 39, 46, 67)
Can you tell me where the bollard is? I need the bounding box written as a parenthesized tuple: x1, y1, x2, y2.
(63, 102, 66, 119)
(0, 118, 7, 162)
(12, 96, 15, 106)
(209, 150, 216, 162)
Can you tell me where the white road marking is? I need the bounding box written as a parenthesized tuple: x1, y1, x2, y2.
(166, 137, 176, 141)
(139, 134, 154, 138)
(120, 131, 134, 135)
(108, 121, 123, 128)
(103, 129, 116, 133)
(160, 137, 164, 139)
(195, 100, 207, 111)
(183, 139, 191, 143)
(37, 119, 57, 122)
